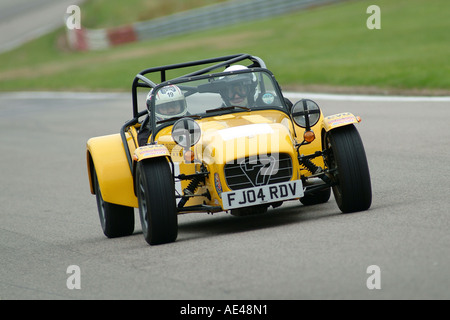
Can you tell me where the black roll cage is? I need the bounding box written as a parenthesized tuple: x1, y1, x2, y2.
(131, 53, 267, 119)
(120, 54, 282, 172)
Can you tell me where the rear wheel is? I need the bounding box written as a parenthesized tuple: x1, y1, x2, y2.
(92, 165, 134, 238)
(324, 125, 372, 213)
(136, 158, 178, 245)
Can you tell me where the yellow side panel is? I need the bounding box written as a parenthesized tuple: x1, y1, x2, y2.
(87, 133, 138, 208)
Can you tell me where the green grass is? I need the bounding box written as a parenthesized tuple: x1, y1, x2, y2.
(0, 0, 449, 94)
(80, 0, 229, 28)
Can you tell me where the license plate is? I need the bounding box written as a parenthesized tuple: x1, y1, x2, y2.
(222, 180, 304, 210)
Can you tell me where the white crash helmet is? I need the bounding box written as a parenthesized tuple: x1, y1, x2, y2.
(221, 65, 258, 107)
(224, 65, 248, 72)
(146, 85, 187, 120)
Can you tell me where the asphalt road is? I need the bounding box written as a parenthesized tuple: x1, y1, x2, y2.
(0, 92, 449, 300)
(0, 0, 84, 53)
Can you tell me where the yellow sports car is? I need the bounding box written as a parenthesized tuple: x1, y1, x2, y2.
(86, 54, 372, 245)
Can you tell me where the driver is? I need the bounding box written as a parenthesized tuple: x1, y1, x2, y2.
(138, 84, 187, 145)
(220, 65, 258, 108)
(150, 84, 188, 121)
(221, 65, 294, 111)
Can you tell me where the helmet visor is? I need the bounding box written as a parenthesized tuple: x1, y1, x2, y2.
(226, 84, 249, 99)
(156, 100, 186, 116)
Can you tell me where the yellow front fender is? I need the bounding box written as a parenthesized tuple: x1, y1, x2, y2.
(87, 133, 138, 208)
(322, 113, 361, 132)
(133, 144, 170, 162)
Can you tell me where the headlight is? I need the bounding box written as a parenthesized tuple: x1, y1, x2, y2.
(171, 117, 201, 149)
(291, 99, 321, 128)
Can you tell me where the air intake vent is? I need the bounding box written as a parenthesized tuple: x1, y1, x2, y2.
(224, 153, 293, 190)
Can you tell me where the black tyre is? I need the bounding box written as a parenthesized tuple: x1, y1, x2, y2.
(136, 158, 178, 245)
(300, 187, 331, 206)
(92, 165, 134, 238)
(324, 125, 372, 213)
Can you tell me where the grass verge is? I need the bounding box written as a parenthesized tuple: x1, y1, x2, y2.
(0, 0, 448, 94)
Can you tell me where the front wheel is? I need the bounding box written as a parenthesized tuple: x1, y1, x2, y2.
(136, 158, 178, 245)
(324, 125, 372, 213)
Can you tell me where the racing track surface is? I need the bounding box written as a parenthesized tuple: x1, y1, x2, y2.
(0, 0, 85, 53)
(1, 92, 449, 300)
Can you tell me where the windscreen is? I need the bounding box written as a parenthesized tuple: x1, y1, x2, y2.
(149, 70, 285, 128)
